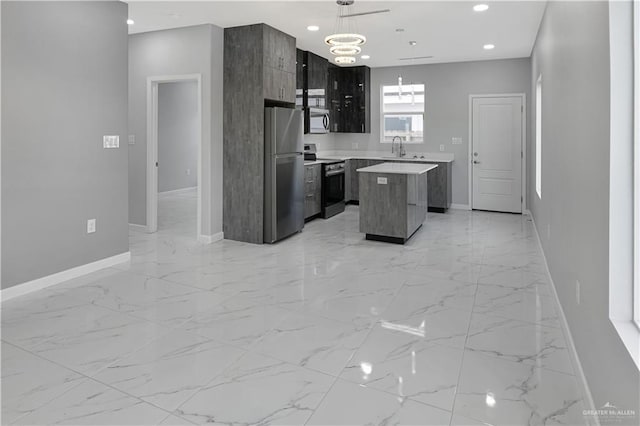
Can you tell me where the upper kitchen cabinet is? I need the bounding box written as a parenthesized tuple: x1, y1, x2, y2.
(263, 26, 296, 103)
(263, 25, 296, 74)
(296, 48, 305, 109)
(264, 66, 295, 103)
(305, 51, 328, 110)
(225, 24, 296, 105)
(299, 50, 329, 134)
(328, 65, 371, 133)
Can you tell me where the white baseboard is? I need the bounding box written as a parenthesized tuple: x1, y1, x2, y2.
(0, 252, 131, 302)
(159, 186, 197, 196)
(450, 203, 471, 210)
(198, 232, 224, 244)
(529, 216, 599, 425)
(129, 223, 148, 233)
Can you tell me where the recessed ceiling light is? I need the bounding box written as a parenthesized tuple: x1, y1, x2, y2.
(483, 44, 495, 50)
(126, 19, 135, 25)
(361, 55, 370, 60)
(307, 25, 320, 32)
(473, 4, 489, 12)
(409, 41, 417, 46)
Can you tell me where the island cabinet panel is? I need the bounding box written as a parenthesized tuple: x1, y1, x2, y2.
(348, 159, 384, 202)
(359, 170, 429, 244)
(386, 159, 452, 212)
(223, 23, 296, 243)
(304, 164, 321, 220)
(359, 173, 408, 238)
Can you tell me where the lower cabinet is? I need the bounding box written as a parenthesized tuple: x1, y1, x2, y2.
(304, 164, 322, 220)
(424, 161, 452, 213)
(348, 159, 384, 203)
(344, 157, 452, 211)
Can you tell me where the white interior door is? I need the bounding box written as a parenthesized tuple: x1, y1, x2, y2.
(472, 96, 523, 213)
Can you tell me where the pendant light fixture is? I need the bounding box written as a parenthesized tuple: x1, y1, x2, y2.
(325, 0, 367, 65)
(397, 30, 405, 99)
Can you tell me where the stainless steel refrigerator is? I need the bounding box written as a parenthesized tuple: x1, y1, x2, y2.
(264, 107, 304, 243)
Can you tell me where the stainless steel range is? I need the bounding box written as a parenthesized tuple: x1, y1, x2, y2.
(321, 160, 346, 218)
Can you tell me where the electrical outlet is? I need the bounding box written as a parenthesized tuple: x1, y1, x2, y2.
(128, 135, 135, 145)
(439, 144, 445, 152)
(576, 280, 581, 305)
(352, 142, 359, 149)
(547, 224, 551, 240)
(186, 169, 191, 176)
(451, 137, 463, 145)
(87, 219, 96, 234)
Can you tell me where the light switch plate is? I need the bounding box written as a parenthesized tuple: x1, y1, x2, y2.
(87, 219, 96, 234)
(439, 144, 445, 152)
(452, 137, 463, 145)
(103, 135, 119, 148)
(377, 177, 388, 184)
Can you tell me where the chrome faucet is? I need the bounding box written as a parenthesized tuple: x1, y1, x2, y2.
(391, 136, 406, 158)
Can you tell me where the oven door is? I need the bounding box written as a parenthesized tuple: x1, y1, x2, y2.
(322, 168, 345, 218)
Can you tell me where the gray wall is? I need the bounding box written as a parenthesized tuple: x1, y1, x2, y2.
(333, 58, 532, 206)
(158, 81, 198, 193)
(128, 24, 224, 237)
(529, 0, 639, 416)
(1, 1, 129, 289)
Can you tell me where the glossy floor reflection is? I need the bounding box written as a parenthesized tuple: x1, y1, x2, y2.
(2, 192, 588, 425)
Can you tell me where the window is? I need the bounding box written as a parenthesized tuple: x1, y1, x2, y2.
(536, 75, 542, 199)
(381, 83, 425, 143)
(634, 0, 640, 328)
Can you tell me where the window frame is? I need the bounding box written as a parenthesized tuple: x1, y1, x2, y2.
(380, 83, 426, 144)
(633, 0, 640, 328)
(536, 74, 543, 199)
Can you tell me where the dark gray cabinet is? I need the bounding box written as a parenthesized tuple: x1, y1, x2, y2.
(423, 161, 452, 212)
(383, 160, 452, 212)
(304, 164, 322, 219)
(223, 24, 297, 244)
(263, 25, 296, 103)
(264, 26, 296, 73)
(348, 159, 384, 202)
(343, 158, 452, 211)
(328, 65, 371, 133)
(264, 67, 295, 103)
(297, 49, 329, 133)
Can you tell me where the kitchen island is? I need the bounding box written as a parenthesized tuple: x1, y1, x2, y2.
(317, 153, 453, 212)
(357, 162, 437, 244)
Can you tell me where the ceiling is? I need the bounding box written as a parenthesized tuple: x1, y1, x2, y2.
(126, 1, 546, 68)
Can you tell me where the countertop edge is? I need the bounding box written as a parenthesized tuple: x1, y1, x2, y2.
(356, 163, 438, 175)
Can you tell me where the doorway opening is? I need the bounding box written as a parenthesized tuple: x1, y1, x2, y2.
(147, 75, 202, 238)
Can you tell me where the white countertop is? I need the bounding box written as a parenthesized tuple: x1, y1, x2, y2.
(357, 162, 438, 175)
(317, 151, 454, 163)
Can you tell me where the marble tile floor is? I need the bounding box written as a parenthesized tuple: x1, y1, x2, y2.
(2, 193, 590, 425)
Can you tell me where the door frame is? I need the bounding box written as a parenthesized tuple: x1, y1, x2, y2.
(146, 74, 203, 236)
(468, 93, 527, 212)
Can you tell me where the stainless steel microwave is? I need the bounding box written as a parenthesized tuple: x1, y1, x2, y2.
(308, 108, 330, 134)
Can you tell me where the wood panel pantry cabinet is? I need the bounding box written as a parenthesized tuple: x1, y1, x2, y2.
(223, 24, 297, 243)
